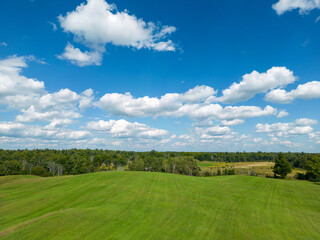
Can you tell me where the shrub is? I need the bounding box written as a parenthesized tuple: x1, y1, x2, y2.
(203, 171, 211, 177)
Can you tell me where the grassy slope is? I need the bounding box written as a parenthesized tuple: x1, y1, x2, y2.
(0, 172, 320, 240)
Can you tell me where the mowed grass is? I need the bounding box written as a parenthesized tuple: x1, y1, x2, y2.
(0, 172, 320, 240)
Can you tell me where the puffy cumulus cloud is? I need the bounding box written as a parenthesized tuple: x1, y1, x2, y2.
(309, 131, 320, 144)
(58, 0, 176, 66)
(15, 107, 81, 123)
(295, 118, 318, 126)
(278, 140, 304, 148)
(97, 92, 181, 117)
(272, 0, 320, 15)
(255, 118, 318, 138)
(86, 119, 169, 139)
(43, 119, 73, 130)
(3, 54, 314, 150)
(55, 130, 91, 140)
(181, 85, 217, 103)
(57, 43, 103, 67)
(96, 86, 277, 121)
(96, 85, 216, 117)
(87, 138, 124, 147)
(277, 110, 289, 118)
(257, 137, 304, 149)
(170, 129, 259, 150)
(216, 67, 296, 104)
(0, 55, 93, 124)
(201, 125, 231, 137)
(195, 125, 235, 140)
(265, 81, 320, 103)
(79, 88, 94, 110)
(0, 121, 91, 140)
(192, 120, 214, 127)
(0, 55, 45, 99)
(221, 119, 244, 126)
(13, 88, 85, 123)
(256, 124, 313, 136)
(186, 105, 277, 121)
(196, 133, 257, 151)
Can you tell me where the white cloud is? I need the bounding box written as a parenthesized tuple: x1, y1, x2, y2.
(55, 130, 91, 140)
(96, 85, 215, 118)
(0, 55, 91, 124)
(0, 56, 45, 100)
(216, 67, 296, 104)
(172, 142, 188, 147)
(192, 120, 213, 127)
(111, 141, 122, 146)
(182, 85, 217, 103)
(97, 92, 181, 117)
(87, 119, 169, 138)
(0, 42, 8, 47)
(265, 81, 320, 103)
(253, 138, 262, 143)
(295, 118, 318, 126)
(203, 125, 231, 136)
(152, 40, 175, 52)
(44, 119, 73, 130)
(79, 88, 94, 110)
(96, 86, 277, 121)
(309, 131, 320, 144)
(277, 110, 289, 118)
(58, 0, 176, 66)
(221, 119, 244, 126)
(14, 88, 82, 122)
(178, 134, 193, 140)
(186, 105, 277, 121)
(57, 43, 103, 67)
(316, 16, 320, 22)
(2, 54, 316, 151)
(0, 121, 91, 140)
(195, 125, 235, 140)
(48, 22, 58, 31)
(255, 118, 317, 138)
(15, 107, 81, 123)
(272, 0, 320, 15)
(279, 140, 293, 147)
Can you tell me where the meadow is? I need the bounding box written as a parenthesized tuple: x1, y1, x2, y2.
(1, 171, 320, 240)
(197, 161, 305, 178)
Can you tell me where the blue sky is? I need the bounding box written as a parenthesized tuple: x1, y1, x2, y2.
(0, 0, 320, 151)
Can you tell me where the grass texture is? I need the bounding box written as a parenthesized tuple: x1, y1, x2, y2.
(0, 171, 320, 239)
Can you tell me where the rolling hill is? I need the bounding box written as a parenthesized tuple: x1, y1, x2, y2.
(1, 171, 320, 239)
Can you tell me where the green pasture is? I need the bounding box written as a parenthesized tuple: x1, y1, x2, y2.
(1, 171, 319, 239)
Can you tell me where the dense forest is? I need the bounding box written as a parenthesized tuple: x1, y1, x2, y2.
(0, 149, 319, 181)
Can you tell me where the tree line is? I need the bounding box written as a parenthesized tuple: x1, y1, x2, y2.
(0, 149, 319, 181)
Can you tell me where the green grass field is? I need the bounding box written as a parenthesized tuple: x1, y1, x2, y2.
(1, 172, 320, 240)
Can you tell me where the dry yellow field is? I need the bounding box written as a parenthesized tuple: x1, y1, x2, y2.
(198, 161, 305, 178)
